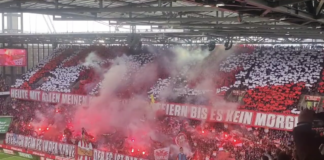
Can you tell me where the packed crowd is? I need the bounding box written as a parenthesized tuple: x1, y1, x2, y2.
(241, 83, 304, 112)
(4, 95, 297, 160)
(154, 117, 297, 160)
(229, 47, 323, 89)
(5, 98, 73, 140)
(7, 45, 324, 159)
(13, 46, 114, 94)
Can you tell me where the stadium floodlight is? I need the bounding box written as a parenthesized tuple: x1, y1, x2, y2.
(208, 41, 216, 51)
(224, 36, 233, 50)
(127, 34, 142, 53)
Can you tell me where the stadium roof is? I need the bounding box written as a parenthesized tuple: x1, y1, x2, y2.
(3, 32, 324, 45)
(1, 0, 324, 43)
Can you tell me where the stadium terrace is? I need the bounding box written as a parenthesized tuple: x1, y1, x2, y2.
(3, 45, 314, 160)
(2, 1, 324, 159)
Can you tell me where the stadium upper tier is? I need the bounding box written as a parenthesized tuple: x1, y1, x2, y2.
(11, 45, 324, 112)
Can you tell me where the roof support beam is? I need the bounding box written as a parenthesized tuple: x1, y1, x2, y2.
(28, 0, 162, 9)
(0, 6, 219, 13)
(206, 32, 324, 38)
(190, 28, 322, 33)
(125, 23, 309, 28)
(0, 1, 18, 8)
(268, 0, 308, 7)
(99, 0, 103, 8)
(316, 0, 324, 17)
(53, 17, 269, 22)
(54, 0, 58, 9)
(245, 0, 324, 24)
(260, 9, 270, 17)
(23, 0, 163, 20)
(181, 24, 306, 28)
(302, 21, 313, 25)
(1, 33, 324, 44)
(0, 32, 320, 37)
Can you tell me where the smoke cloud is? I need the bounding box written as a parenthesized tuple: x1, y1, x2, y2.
(69, 45, 241, 153)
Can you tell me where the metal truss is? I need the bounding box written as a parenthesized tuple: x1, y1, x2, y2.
(1, 0, 324, 39)
(2, 7, 220, 13)
(202, 0, 324, 26)
(0, 32, 323, 45)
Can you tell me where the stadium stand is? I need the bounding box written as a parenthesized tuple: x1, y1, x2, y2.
(241, 83, 304, 112)
(10, 45, 324, 113)
(9, 45, 324, 160)
(5, 98, 296, 160)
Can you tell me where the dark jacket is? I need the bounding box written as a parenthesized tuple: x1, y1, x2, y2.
(293, 122, 324, 160)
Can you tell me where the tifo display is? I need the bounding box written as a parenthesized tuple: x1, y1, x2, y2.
(6, 45, 324, 160)
(0, 49, 27, 66)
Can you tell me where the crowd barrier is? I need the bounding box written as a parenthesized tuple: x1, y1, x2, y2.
(4, 133, 147, 160)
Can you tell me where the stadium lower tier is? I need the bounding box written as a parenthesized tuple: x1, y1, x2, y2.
(8, 45, 324, 160)
(5, 111, 305, 160)
(4, 92, 302, 160)
(4, 127, 295, 160)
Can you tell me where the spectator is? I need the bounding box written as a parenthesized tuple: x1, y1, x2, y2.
(178, 147, 188, 160)
(293, 109, 324, 160)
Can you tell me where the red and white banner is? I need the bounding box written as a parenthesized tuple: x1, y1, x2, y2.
(11, 88, 225, 105)
(305, 95, 321, 101)
(5, 133, 146, 160)
(152, 103, 298, 131)
(11, 88, 299, 131)
(154, 147, 170, 160)
(10, 88, 90, 105)
(77, 140, 93, 160)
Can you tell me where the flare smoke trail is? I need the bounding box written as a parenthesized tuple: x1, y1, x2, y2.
(83, 51, 102, 68)
(30, 104, 68, 138)
(74, 54, 157, 146)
